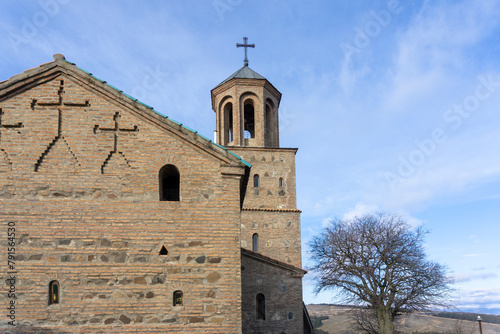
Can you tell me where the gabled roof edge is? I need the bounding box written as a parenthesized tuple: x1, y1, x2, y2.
(241, 248, 307, 276)
(0, 54, 251, 169)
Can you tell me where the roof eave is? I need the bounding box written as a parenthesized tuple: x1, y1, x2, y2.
(0, 54, 251, 170)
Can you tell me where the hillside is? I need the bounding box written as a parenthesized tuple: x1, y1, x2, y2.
(307, 305, 500, 334)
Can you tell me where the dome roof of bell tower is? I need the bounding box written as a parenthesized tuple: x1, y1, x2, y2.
(213, 65, 266, 89)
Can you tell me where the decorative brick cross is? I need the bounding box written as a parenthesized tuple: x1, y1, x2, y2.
(32, 80, 90, 171)
(0, 108, 24, 141)
(94, 112, 138, 173)
(31, 80, 90, 137)
(31, 79, 89, 110)
(0, 107, 23, 167)
(94, 112, 138, 153)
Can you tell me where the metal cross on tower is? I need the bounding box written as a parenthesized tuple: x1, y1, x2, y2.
(236, 37, 255, 66)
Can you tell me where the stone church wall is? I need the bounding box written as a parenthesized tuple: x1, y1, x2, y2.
(0, 74, 245, 333)
(231, 147, 302, 267)
(230, 147, 298, 210)
(241, 209, 302, 267)
(241, 249, 305, 334)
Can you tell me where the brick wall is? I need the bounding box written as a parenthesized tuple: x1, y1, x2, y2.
(0, 70, 246, 333)
(240, 210, 302, 268)
(241, 249, 305, 334)
(230, 147, 298, 210)
(230, 147, 302, 268)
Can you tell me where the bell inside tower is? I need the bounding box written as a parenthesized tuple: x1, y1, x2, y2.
(243, 100, 255, 140)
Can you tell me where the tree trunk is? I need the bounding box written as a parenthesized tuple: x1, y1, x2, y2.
(376, 308, 394, 334)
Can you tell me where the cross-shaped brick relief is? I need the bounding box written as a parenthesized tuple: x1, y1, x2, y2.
(33, 79, 90, 171)
(31, 79, 89, 108)
(0, 108, 24, 132)
(0, 108, 24, 167)
(94, 112, 139, 173)
(0, 108, 24, 141)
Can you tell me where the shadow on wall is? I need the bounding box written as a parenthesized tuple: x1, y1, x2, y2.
(1, 326, 71, 334)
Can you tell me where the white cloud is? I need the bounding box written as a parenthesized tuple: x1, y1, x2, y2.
(454, 288, 500, 305)
(454, 272, 498, 283)
(342, 203, 379, 220)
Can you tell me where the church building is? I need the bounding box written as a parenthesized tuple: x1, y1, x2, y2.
(0, 45, 313, 333)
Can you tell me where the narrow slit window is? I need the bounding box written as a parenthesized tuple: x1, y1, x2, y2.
(256, 293, 266, 320)
(49, 280, 60, 305)
(252, 233, 259, 252)
(173, 290, 183, 306)
(159, 164, 180, 201)
(254, 174, 259, 188)
(223, 102, 233, 145)
(265, 103, 273, 147)
(279, 177, 284, 188)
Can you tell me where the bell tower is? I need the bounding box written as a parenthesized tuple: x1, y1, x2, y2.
(211, 38, 302, 268)
(211, 38, 281, 148)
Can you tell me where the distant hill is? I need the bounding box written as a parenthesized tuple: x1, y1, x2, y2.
(431, 311, 500, 324)
(306, 304, 500, 334)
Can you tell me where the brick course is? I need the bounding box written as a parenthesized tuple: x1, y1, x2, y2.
(0, 57, 247, 333)
(211, 66, 309, 333)
(241, 249, 305, 334)
(0, 55, 310, 333)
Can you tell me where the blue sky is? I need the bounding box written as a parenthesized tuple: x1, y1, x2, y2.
(1, 0, 500, 314)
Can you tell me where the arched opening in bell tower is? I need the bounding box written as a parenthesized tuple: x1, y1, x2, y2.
(265, 99, 275, 147)
(243, 99, 255, 139)
(223, 102, 233, 145)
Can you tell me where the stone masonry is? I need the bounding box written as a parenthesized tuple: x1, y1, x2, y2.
(211, 61, 310, 334)
(0, 54, 311, 334)
(241, 249, 306, 334)
(0, 55, 248, 333)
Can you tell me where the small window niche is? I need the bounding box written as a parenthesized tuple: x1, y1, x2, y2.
(253, 174, 259, 188)
(252, 233, 259, 252)
(159, 245, 169, 255)
(256, 293, 266, 320)
(279, 177, 284, 188)
(49, 280, 60, 305)
(173, 290, 183, 306)
(159, 164, 180, 201)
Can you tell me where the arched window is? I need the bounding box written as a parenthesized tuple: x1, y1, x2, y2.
(173, 290, 183, 306)
(279, 177, 284, 188)
(49, 280, 59, 305)
(252, 233, 259, 252)
(253, 174, 259, 188)
(244, 100, 255, 139)
(256, 293, 266, 320)
(265, 102, 274, 147)
(159, 164, 180, 201)
(223, 102, 233, 145)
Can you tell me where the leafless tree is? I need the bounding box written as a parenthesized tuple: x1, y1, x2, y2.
(447, 319, 476, 334)
(309, 213, 453, 334)
(352, 307, 380, 334)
